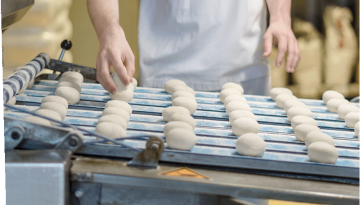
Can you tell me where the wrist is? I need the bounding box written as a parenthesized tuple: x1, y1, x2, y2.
(270, 14, 291, 27)
(97, 23, 125, 44)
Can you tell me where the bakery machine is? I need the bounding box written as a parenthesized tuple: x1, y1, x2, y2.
(2, 2, 359, 204)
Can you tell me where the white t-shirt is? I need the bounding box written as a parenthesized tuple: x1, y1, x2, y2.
(138, 0, 269, 91)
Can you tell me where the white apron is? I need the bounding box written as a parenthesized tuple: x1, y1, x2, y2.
(138, 0, 270, 92)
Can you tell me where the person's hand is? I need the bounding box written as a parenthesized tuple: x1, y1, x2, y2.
(263, 21, 301, 73)
(96, 25, 135, 94)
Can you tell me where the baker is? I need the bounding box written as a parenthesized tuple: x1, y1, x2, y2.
(87, 0, 300, 96)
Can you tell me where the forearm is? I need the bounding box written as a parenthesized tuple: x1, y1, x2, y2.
(266, 0, 291, 26)
(87, 0, 122, 42)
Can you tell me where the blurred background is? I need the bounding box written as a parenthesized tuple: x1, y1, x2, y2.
(2, 0, 359, 100)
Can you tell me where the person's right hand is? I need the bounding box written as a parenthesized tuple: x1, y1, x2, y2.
(96, 25, 135, 94)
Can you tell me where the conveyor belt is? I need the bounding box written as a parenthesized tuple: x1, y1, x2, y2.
(4, 80, 359, 179)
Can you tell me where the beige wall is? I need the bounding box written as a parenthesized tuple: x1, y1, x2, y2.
(69, 0, 140, 80)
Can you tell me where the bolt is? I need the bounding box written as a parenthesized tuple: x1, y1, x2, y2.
(74, 189, 84, 198)
(150, 143, 159, 151)
(11, 131, 20, 140)
(69, 136, 78, 147)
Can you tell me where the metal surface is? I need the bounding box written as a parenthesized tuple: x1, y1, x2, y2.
(128, 136, 165, 168)
(1, 0, 34, 31)
(5, 125, 25, 150)
(6, 150, 71, 205)
(70, 182, 102, 205)
(71, 157, 359, 205)
(46, 60, 97, 81)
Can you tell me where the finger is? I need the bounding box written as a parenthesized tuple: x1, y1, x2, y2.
(285, 38, 296, 73)
(124, 54, 136, 81)
(291, 40, 301, 73)
(263, 32, 273, 58)
(275, 36, 288, 68)
(109, 52, 130, 86)
(98, 58, 118, 94)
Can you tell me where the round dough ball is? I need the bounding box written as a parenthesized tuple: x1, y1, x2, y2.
(322, 90, 344, 104)
(294, 124, 320, 142)
(109, 87, 134, 103)
(308, 142, 338, 164)
(229, 110, 256, 125)
(275, 93, 297, 108)
(221, 82, 244, 94)
(284, 99, 307, 113)
(172, 86, 195, 96)
(6, 96, 16, 105)
(59, 76, 82, 87)
(162, 106, 190, 121)
(337, 104, 359, 119)
(40, 102, 67, 120)
(291, 115, 317, 130)
(224, 95, 247, 106)
(355, 121, 359, 137)
(172, 97, 197, 114)
(102, 107, 130, 122)
(164, 79, 187, 94)
(236, 133, 266, 157)
(57, 81, 81, 93)
(132, 78, 138, 88)
(35, 109, 62, 125)
(62, 71, 84, 83)
(225, 101, 251, 115)
(326, 98, 349, 113)
(166, 128, 197, 150)
(105, 100, 132, 115)
(23, 116, 51, 126)
(95, 122, 126, 140)
(219, 88, 242, 103)
(169, 112, 196, 129)
(163, 121, 194, 136)
(287, 106, 312, 121)
(112, 72, 134, 92)
(41, 96, 68, 108)
(171, 91, 196, 101)
(270, 87, 293, 101)
(232, 117, 259, 136)
(345, 112, 359, 128)
(55, 86, 81, 104)
(98, 115, 128, 130)
(305, 131, 334, 148)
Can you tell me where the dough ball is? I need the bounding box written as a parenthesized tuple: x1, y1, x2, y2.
(322, 90, 344, 104)
(40, 102, 67, 120)
(219, 88, 242, 103)
(105, 100, 132, 115)
(225, 101, 251, 115)
(337, 104, 359, 119)
(112, 72, 134, 92)
(270, 87, 293, 101)
(6, 96, 16, 105)
(326, 98, 349, 112)
(355, 121, 359, 137)
(35, 109, 62, 125)
(224, 95, 247, 106)
(221, 82, 244, 94)
(171, 91, 196, 101)
(102, 107, 130, 122)
(172, 97, 197, 114)
(345, 112, 359, 128)
(275, 93, 297, 108)
(163, 121, 194, 136)
(109, 87, 134, 103)
(308, 142, 338, 164)
(59, 76, 82, 87)
(98, 115, 128, 130)
(164, 79, 187, 94)
(229, 110, 256, 125)
(55, 86, 81, 104)
(57, 81, 81, 93)
(284, 99, 307, 113)
(62, 71, 84, 83)
(95, 122, 126, 140)
(305, 131, 334, 148)
(236, 133, 266, 157)
(41, 96, 68, 108)
(232, 117, 259, 136)
(132, 78, 138, 88)
(166, 128, 197, 150)
(162, 106, 190, 121)
(291, 115, 317, 130)
(172, 86, 195, 96)
(169, 112, 196, 129)
(287, 106, 313, 121)
(23, 116, 51, 126)
(294, 124, 320, 142)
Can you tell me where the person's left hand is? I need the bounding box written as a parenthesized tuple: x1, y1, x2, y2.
(262, 21, 301, 73)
